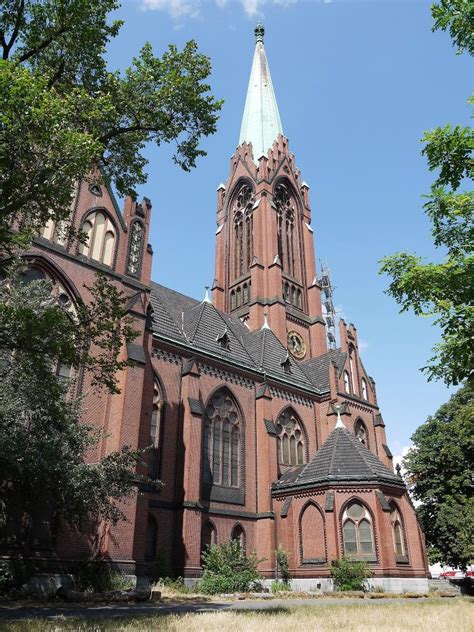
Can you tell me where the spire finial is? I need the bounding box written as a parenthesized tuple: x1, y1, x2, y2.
(255, 22, 264, 43)
(333, 403, 346, 429)
(203, 286, 211, 303)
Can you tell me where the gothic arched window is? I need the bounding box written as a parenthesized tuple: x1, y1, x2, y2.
(149, 378, 164, 479)
(231, 524, 246, 552)
(342, 501, 375, 556)
(300, 503, 326, 562)
(274, 183, 297, 278)
(361, 378, 368, 401)
(343, 371, 351, 394)
(349, 346, 357, 395)
(354, 419, 369, 448)
(276, 409, 305, 466)
(79, 210, 116, 266)
(389, 503, 406, 558)
(202, 389, 241, 488)
(41, 218, 68, 246)
(201, 521, 217, 558)
(232, 185, 254, 279)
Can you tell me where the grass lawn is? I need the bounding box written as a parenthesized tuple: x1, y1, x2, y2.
(2, 598, 472, 632)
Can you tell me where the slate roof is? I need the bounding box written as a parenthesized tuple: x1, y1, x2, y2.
(149, 282, 349, 394)
(273, 426, 405, 492)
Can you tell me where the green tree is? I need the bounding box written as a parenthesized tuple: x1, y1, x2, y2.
(0, 1, 220, 550)
(0, 0, 222, 253)
(379, 1, 473, 387)
(403, 383, 474, 569)
(0, 264, 152, 551)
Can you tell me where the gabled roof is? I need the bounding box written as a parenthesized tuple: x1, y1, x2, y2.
(301, 349, 347, 391)
(239, 23, 283, 161)
(149, 283, 349, 395)
(273, 426, 404, 492)
(245, 328, 314, 388)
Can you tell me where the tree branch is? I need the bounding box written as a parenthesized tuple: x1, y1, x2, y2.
(3, 0, 25, 60)
(17, 25, 70, 64)
(99, 123, 170, 144)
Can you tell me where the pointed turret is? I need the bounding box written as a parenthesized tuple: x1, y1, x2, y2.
(239, 23, 283, 161)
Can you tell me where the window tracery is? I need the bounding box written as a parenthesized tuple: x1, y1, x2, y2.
(127, 220, 144, 276)
(275, 184, 297, 278)
(342, 501, 375, 556)
(276, 409, 305, 466)
(232, 185, 254, 279)
(79, 211, 116, 266)
(202, 389, 241, 488)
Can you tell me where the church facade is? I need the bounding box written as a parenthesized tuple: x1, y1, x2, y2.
(17, 25, 429, 591)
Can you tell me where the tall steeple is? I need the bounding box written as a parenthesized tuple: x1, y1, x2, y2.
(239, 23, 283, 161)
(212, 25, 328, 360)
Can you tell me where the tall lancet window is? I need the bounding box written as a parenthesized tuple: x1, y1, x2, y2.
(202, 389, 241, 488)
(232, 185, 254, 279)
(274, 183, 297, 278)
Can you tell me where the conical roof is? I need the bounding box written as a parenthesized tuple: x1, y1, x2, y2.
(273, 427, 405, 492)
(239, 23, 283, 161)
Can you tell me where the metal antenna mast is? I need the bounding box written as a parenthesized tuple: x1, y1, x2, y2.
(318, 261, 337, 349)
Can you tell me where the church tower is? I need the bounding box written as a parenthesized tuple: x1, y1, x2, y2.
(212, 24, 327, 360)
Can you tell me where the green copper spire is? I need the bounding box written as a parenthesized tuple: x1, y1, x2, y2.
(239, 24, 283, 161)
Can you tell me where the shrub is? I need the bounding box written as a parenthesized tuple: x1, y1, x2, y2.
(155, 577, 192, 594)
(0, 562, 14, 596)
(0, 560, 34, 596)
(73, 560, 133, 593)
(330, 557, 371, 591)
(198, 540, 263, 595)
(275, 547, 291, 585)
(271, 580, 290, 594)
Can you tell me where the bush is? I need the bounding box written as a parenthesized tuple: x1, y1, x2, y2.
(0, 560, 34, 596)
(73, 560, 133, 593)
(271, 580, 290, 594)
(198, 540, 263, 595)
(330, 557, 371, 591)
(155, 576, 192, 594)
(275, 547, 291, 585)
(0, 562, 14, 596)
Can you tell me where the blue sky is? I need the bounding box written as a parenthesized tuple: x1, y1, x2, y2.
(108, 0, 471, 459)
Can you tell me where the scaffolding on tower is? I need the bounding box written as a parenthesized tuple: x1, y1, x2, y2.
(318, 262, 337, 349)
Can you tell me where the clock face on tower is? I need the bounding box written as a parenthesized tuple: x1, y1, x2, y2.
(287, 330, 306, 359)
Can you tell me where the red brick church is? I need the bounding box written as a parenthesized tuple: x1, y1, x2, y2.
(22, 24, 429, 591)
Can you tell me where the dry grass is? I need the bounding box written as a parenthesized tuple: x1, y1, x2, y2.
(1, 598, 472, 632)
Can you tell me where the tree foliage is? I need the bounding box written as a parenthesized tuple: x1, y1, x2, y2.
(431, 0, 474, 56)
(0, 264, 152, 549)
(379, 3, 473, 387)
(403, 383, 474, 569)
(0, 1, 219, 548)
(198, 540, 263, 594)
(0, 0, 222, 253)
(330, 557, 371, 592)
